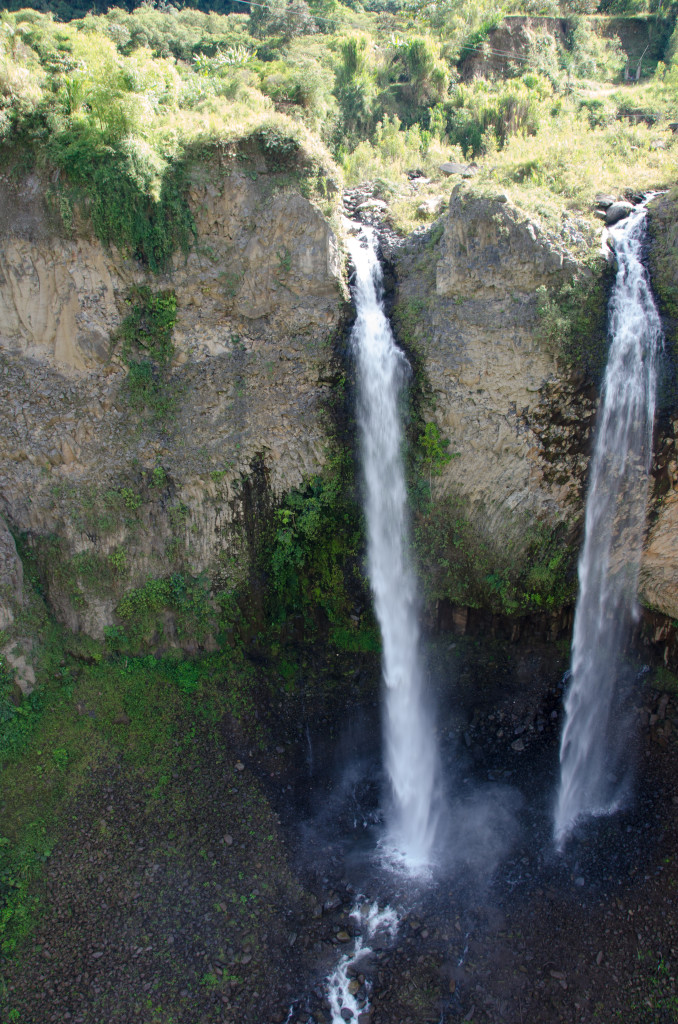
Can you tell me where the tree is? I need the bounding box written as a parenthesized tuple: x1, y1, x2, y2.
(249, 0, 317, 41)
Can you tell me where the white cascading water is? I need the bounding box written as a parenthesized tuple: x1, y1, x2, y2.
(347, 225, 440, 872)
(554, 205, 663, 848)
(326, 901, 399, 1023)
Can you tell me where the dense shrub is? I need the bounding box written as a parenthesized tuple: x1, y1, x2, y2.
(249, 0, 317, 40)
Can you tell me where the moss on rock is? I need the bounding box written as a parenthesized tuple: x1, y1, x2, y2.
(648, 187, 678, 412)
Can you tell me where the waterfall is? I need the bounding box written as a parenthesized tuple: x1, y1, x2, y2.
(347, 225, 440, 873)
(554, 205, 663, 848)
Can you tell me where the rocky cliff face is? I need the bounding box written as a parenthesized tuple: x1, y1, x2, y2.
(459, 14, 663, 82)
(0, 167, 676, 656)
(641, 189, 678, 622)
(393, 186, 597, 563)
(0, 156, 345, 643)
(392, 184, 678, 628)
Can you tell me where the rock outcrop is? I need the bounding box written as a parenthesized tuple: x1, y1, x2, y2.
(641, 191, 678, 620)
(1, 165, 676, 645)
(640, 490, 678, 621)
(0, 514, 36, 693)
(391, 183, 678, 623)
(394, 185, 597, 550)
(0, 156, 345, 640)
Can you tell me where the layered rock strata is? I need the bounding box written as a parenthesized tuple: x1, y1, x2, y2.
(0, 160, 344, 639)
(393, 185, 597, 550)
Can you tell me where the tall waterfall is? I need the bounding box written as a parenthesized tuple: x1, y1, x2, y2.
(554, 206, 663, 848)
(347, 226, 439, 872)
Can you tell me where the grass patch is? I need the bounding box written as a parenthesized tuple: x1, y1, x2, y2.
(264, 449, 366, 634)
(0, 644, 259, 958)
(652, 665, 678, 693)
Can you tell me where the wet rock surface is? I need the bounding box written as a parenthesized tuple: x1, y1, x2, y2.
(0, 167, 343, 640)
(2, 636, 678, 1023)
(295, 640, 678, 1024)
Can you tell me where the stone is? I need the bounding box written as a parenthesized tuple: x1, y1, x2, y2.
(605, 201, 635, 225)
(417, 196, 446, 219)
(336, 931, 351, 943)
(4, 648, 36, 695)
(595, 194, 617, 208)
(0, 516, 26, 629)
(439, 161, 479, 177)
(639, 492, 678, 619)
(340, 1009, 353, 1021)
(356, 200, 388, 212)
(0, 166, 343, 642)
(511, 739, 525, 752)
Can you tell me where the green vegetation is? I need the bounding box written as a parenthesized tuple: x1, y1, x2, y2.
(111, 572, 216, 651)
(48, 481, 144, 535)
(418, 421, 456, 499)
(652, 665, 678, 692)
(414, 492, 577, 614)
(0, 640, 260, 957)
(535, 265, 612, 382)
(621, 950, 678, 1023)
(265, 449, 372, 644)
(0, 7, 336, 266)
(0, 2, 674, 263)
(115, 285, 180, 421)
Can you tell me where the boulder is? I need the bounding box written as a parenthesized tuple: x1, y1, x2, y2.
(417, 196, 447, 219)
(605, 201, 635, 225)
(440, 162, 478, 178)
(356, 199, 388, 212)
(0, 516, 25, 630)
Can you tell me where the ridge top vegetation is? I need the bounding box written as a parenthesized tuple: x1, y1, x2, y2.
(0, 0, 674, 259)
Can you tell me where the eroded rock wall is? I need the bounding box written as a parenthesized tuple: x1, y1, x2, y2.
(641, 190, 678, 622)
(0, 158, 345, 640)
(393, 184, 678, 625)
(1, 167, 676, 645)
(394, 186, 597, 551)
